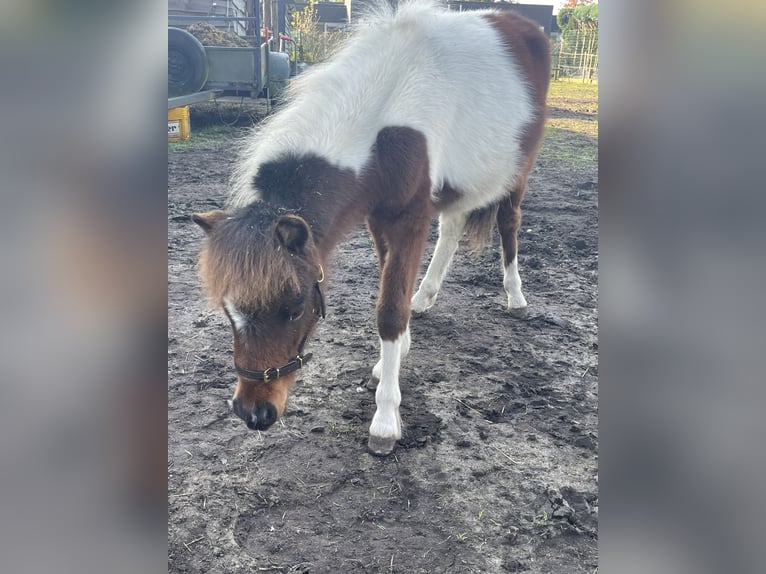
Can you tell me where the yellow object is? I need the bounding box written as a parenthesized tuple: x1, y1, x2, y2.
(168, 106, 191, 140)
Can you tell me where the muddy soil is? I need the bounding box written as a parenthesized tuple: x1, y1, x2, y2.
(168, 99, 598, 573)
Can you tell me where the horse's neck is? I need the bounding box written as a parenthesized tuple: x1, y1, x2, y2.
(257, 155, 365, 260)
(302, 182, 366, 259)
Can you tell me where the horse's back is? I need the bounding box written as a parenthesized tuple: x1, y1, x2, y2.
(380, 8, 546, 205)
(232, 4, 549, 208)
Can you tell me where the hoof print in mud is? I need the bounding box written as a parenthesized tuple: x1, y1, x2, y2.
(367, 436, 397, 456)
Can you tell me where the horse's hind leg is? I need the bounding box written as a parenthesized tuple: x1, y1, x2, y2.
(411, 211, 467, 314)
(497, 181, 528, 309)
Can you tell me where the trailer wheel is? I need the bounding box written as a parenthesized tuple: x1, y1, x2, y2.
(168, 27, 208, 97)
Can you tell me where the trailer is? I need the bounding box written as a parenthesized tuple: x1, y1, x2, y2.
(168, 14, 291, 105)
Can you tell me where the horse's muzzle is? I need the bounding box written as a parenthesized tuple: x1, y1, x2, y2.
(232, 399, 277, 431)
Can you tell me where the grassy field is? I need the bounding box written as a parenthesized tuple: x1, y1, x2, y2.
(542, 79, 598, 170)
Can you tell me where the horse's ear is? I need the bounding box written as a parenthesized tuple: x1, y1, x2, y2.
(192, 210, 227, 234)
(274, 215, 311, 254)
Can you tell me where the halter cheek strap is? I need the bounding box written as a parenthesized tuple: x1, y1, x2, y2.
(314, 278, 326, 319)
(235, 266, 326, 383)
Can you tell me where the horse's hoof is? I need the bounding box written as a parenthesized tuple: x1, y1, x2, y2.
(509, 306, 529, 319)
(365, 376, 379, 390)
(410, 303, 432, 316)
(411, 292, 436, 316)
(410, 304, 429, 317)
(367, 436, 397, 456)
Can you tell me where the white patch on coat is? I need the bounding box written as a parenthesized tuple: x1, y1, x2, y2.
(224, 298, 247, 332)
(230, 2, 535, 210)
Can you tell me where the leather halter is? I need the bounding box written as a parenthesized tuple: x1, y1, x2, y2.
(234, 267, 326, 383)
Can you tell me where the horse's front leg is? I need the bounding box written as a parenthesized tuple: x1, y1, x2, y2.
(367, 212, 430, 456)
(411, 211, 467, 314)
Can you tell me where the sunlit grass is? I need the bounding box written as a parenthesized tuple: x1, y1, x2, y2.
(541, 127, 598, 168)
(540, 79, 598, 169)
(547, 79, 598, 101)
(168, 124, 245, 151)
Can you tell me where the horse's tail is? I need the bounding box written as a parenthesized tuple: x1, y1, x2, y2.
(464, 201, 500, 253)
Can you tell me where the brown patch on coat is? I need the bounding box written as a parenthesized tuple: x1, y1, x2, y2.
(485, 11, 551, 169)
(362, 127, 435, 340)
(496, 177, 528, 267)
(253, 154, 365, 254)
(485, 11, 552, 267)
(431, 181, 463, 211)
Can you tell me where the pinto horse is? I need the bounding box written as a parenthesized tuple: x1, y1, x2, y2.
(193, 2, 550, 456)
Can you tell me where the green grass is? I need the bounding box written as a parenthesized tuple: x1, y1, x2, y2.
(328, 420, 359, 436)
(547, 78, 598, 102)
(540, 79, 598, 169)
(541, 126, 598, 168)
(168, 124, 245, 151)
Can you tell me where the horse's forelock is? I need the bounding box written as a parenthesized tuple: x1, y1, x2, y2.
(198, 218, 300, 311)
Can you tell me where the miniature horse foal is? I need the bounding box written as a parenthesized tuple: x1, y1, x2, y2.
(193, 3, 550, 455)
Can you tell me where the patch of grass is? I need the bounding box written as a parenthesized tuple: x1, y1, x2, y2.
(541, 126, 597, 170)
(547, 116, 598, 140)
(328, 421, 358, 436)
(540, 79, 598, 170)
(168, 124, 246, 151)
(547, 79, 598, 102)
(533, 509, 550, 525)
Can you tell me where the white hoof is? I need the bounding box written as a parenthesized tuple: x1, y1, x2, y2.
(411, 290, 437, 315)
(368, 408, 402, 454)
(368, 435, 397, 456)
(507, 292, 528, 310)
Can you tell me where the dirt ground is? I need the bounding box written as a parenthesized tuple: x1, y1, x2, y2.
(168, 82, 598, 573)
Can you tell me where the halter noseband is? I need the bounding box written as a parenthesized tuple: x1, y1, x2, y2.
(235, 349, 313, 383)
(234, 267, 326, 383)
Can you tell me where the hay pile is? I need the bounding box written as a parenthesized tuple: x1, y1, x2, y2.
(188, 22, 251, 47)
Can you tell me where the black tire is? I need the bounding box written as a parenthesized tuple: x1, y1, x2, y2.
(168, 27, 208, 97)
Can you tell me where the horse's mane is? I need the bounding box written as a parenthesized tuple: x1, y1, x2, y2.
(228, 0, 448, 208)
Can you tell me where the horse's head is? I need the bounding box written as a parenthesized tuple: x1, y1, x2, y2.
(192, 205, 325, 431)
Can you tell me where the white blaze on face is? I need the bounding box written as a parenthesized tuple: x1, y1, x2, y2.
(224, 298, 247, 332)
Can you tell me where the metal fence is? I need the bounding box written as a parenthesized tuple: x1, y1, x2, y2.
(552, 27, 598, 82)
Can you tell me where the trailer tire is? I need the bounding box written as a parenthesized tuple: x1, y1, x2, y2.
(168, 27, 209, 97)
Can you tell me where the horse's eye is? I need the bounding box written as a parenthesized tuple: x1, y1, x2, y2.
(283, 299, 305, 322)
